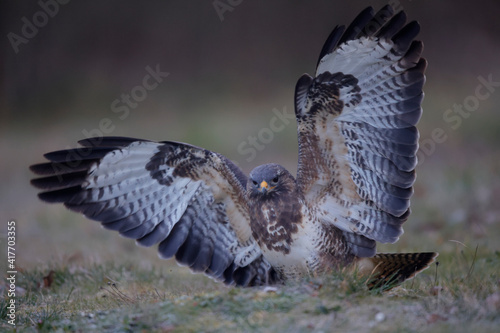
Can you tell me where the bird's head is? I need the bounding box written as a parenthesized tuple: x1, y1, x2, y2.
(247, 163, 295, 198)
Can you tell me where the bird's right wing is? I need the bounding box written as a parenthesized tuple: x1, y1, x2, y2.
(31, 136, 278, 286)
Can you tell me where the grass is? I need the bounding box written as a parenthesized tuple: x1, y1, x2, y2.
(1, 245, 498, 332)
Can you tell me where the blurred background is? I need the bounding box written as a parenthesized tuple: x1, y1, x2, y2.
(1, 0, 499, 270)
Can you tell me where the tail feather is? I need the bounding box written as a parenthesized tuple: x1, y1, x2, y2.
(357, 252, 438, 290)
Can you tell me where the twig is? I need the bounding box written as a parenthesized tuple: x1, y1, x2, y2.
(448, 239, 468, 248)
(154, 287, 165, 301)
(434, 261, 439, 286)
(100, 282, 134, 305)
(110, 282, 134, 303)
(466, 244, 479, 280)
(410, 265, 417, 290)
(66, 286, 75, 302)
(100, 286, 122, 306)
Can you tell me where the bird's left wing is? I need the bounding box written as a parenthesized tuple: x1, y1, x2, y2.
(295, 6, 426, 257)
(31, 136, 277, 286)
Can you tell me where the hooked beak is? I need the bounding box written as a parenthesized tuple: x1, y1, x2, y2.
(258, 180, 274, 194)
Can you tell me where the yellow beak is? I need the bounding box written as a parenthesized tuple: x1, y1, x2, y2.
(259, 180, 274, 193)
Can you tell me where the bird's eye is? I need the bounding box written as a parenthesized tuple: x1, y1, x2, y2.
(252, 180, 258, 186)
(272, 176, 279, 183)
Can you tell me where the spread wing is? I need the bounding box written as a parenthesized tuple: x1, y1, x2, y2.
(295, 6, 426, 257)
(30, 137, 278, 286)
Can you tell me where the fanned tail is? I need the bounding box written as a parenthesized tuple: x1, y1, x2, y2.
(357, 252, 438, 290)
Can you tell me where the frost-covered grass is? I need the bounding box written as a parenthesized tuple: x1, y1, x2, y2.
(1, 243, 499, 332)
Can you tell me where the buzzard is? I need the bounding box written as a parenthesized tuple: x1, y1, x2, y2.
(31, 6, 437, 289)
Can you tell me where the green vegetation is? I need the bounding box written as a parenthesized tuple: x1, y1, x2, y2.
(1, 245, 498, 332)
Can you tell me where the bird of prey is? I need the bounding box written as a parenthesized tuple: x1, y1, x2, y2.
(31, 6, 437, 289)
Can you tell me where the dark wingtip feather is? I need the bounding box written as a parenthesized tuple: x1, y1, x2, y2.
(399, 40, 424, 71)
(392, 20, 420, 53)
(30, 163, 47, 174)
(30, 160, 97, 176)
(233, 266, 257, 287)
(190, 246, 214, 272)
(30, 171, 88, 190)
(158, 221, 190, 259)
(376, 10, 407, 39)
(37, 186, 82, 203)
(136, 222, 169, 247)
(338, 6, 375, 45)
(357, 5, 394, 38)
(316, 25, 345, 67)
(222, 263, 237, 285)
(415, 57, 428, 74)
(78, 136, 146, 147)
(43, 147, 114, 163)
(175, 234, 202, 268)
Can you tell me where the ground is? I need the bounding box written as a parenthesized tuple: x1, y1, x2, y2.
(1, 245, 499, 332)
